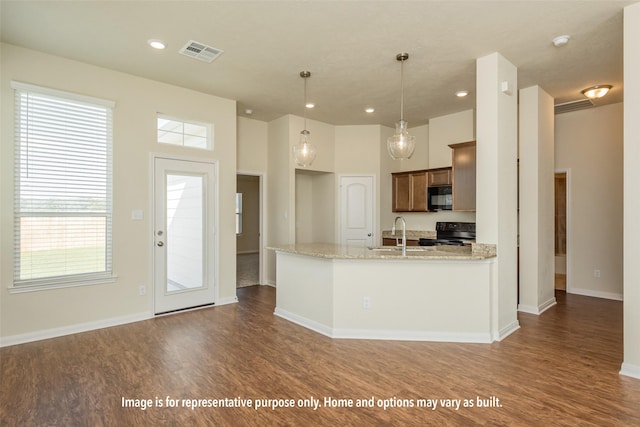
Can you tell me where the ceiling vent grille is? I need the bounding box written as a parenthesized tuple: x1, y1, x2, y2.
(554, 98, 594, 115)
(179, 40, 224, 63)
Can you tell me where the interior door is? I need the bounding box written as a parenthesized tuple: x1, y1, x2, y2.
(154, 157, 216, 314)
(340, 175, 375, 247)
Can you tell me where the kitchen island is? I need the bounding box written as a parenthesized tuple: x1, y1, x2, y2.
(268, 243, 500, 343)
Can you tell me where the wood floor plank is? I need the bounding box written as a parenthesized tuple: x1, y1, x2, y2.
(1, 287, 639, 426)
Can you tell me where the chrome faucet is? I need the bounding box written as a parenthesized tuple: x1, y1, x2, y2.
(392, 216, 407, 256)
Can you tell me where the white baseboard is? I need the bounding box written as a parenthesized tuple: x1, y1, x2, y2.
(274, 308, 333, 337)
(274, 307, 492, 343)
(518, 297, 557, 315)
(0, 311, 152, 348)
(569, 287, 623, 301)
(265, 279, 276, 287)
(620, 362, 640, 379)
(496, 320, 520, 341)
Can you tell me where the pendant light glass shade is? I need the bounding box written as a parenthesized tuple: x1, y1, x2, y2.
(387, 53, 415, 160)
(293, 129, 317, 167)
(293, 71, 316, 167)
(387, 120, 415, 160)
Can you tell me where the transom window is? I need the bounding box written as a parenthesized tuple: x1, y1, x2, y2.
(157, 115, 212, 150)
(12, 82, 115, 289)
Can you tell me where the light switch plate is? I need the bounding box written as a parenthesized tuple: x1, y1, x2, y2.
(131, 210, 144, 220)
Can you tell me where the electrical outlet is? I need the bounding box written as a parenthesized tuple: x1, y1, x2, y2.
(138, 285, 146, 296)
(362, 296, 371, 309)
(593, 270, 601, 279)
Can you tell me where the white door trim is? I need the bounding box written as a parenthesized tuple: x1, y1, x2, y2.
(237, 169, 266, 286)
(555, 168, 571, 294)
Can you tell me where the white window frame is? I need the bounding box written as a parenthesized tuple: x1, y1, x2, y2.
(10, 81, 116, 293)
(157, 114, 213, 150)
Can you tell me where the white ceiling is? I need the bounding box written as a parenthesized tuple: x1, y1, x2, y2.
(0, 0, 633, 127)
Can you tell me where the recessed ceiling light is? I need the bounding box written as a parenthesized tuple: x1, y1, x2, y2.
(244, 109, 253, 115)
(552, 35, 570, 47)
(456, 90, 469, 98)
(148, 39, 166, 50)
(305, 103, 315, 109)
(365, 108, 375, 113)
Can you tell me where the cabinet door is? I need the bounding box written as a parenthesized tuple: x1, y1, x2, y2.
(392, 171, 429, 212)
(392, 173, 411, 212)
(410, 172, 428, 211)
(429, 168, 452, 186)
(450, 141, 476, 211)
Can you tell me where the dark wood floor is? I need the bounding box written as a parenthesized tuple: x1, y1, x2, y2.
(1, 287, 639, 426)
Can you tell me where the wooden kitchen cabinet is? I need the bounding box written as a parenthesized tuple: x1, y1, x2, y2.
(449, 141, 476, 211)
(382, 238, 420, 246)
(428, 167, 452, 187)
(392, 170, 428, 212)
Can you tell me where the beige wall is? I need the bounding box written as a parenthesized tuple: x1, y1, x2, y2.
(555, 103, 623, 299)
(0, 44, 237, 341)
(428, 109, 475, 168)
(237, 117, 268, 173)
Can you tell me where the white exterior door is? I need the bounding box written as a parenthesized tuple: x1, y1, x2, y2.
(153, 157, 216, 314)
(340, 175, 375, 247)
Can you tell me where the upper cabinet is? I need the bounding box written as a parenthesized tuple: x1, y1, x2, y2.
(392, 170, 429, 212)
(449, 141, 476, 211)
(428, 167, 452, 187)
(392, 167, 453, 212)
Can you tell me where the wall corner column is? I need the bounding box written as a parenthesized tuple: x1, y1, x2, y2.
(518, 86, 556, 315)
(476, 52, 519, 341)
(621, 2, 640, 379)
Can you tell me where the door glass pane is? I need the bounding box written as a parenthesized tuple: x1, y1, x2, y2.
(166, 173, 204, 292)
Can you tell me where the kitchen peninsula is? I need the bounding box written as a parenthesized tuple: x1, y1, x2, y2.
(268, 242, 498, 343)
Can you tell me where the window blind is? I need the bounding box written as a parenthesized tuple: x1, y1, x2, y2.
(12, 82, 114, 286)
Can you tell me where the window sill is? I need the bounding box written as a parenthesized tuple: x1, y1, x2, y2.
(9, 274, 118, 294)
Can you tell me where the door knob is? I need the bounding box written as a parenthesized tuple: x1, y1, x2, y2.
(157, 241, 164, 247)
(368, 233, 372, 237)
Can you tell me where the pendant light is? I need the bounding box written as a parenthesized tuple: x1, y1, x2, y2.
(387, 53, 416, 160)
(293, 71, 317, 167)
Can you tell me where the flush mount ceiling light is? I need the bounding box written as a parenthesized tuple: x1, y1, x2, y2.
(552, 35, 571, 47)
(456, 90, 469, 98)
(581, 85, 612, 99)
(147, 39, 166, 50)
(305, 102, 315, 109)
(387, 52, 415, 160)
(292, 71, 317, 168)
(365, 107, 375, 113)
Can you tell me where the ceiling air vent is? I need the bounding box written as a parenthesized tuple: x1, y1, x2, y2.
(179, 40, 224, 63)
(554, 98, 594, 115)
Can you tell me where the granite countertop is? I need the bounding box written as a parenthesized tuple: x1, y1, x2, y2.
(381, 230, 436, 240)
(268, 242, 496, 260)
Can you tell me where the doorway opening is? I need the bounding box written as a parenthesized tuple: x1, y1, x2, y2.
(555, 171, 568, 291)
(236, 174, 262, 288)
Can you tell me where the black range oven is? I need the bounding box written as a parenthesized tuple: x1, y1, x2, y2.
(419, 222, 476, 246)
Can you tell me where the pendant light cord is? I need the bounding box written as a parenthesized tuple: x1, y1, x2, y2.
(303, 75, 307, 130)
(400, 57, 405, 122)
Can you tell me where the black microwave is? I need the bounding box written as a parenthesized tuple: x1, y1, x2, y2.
(428, 185, 452, 211)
